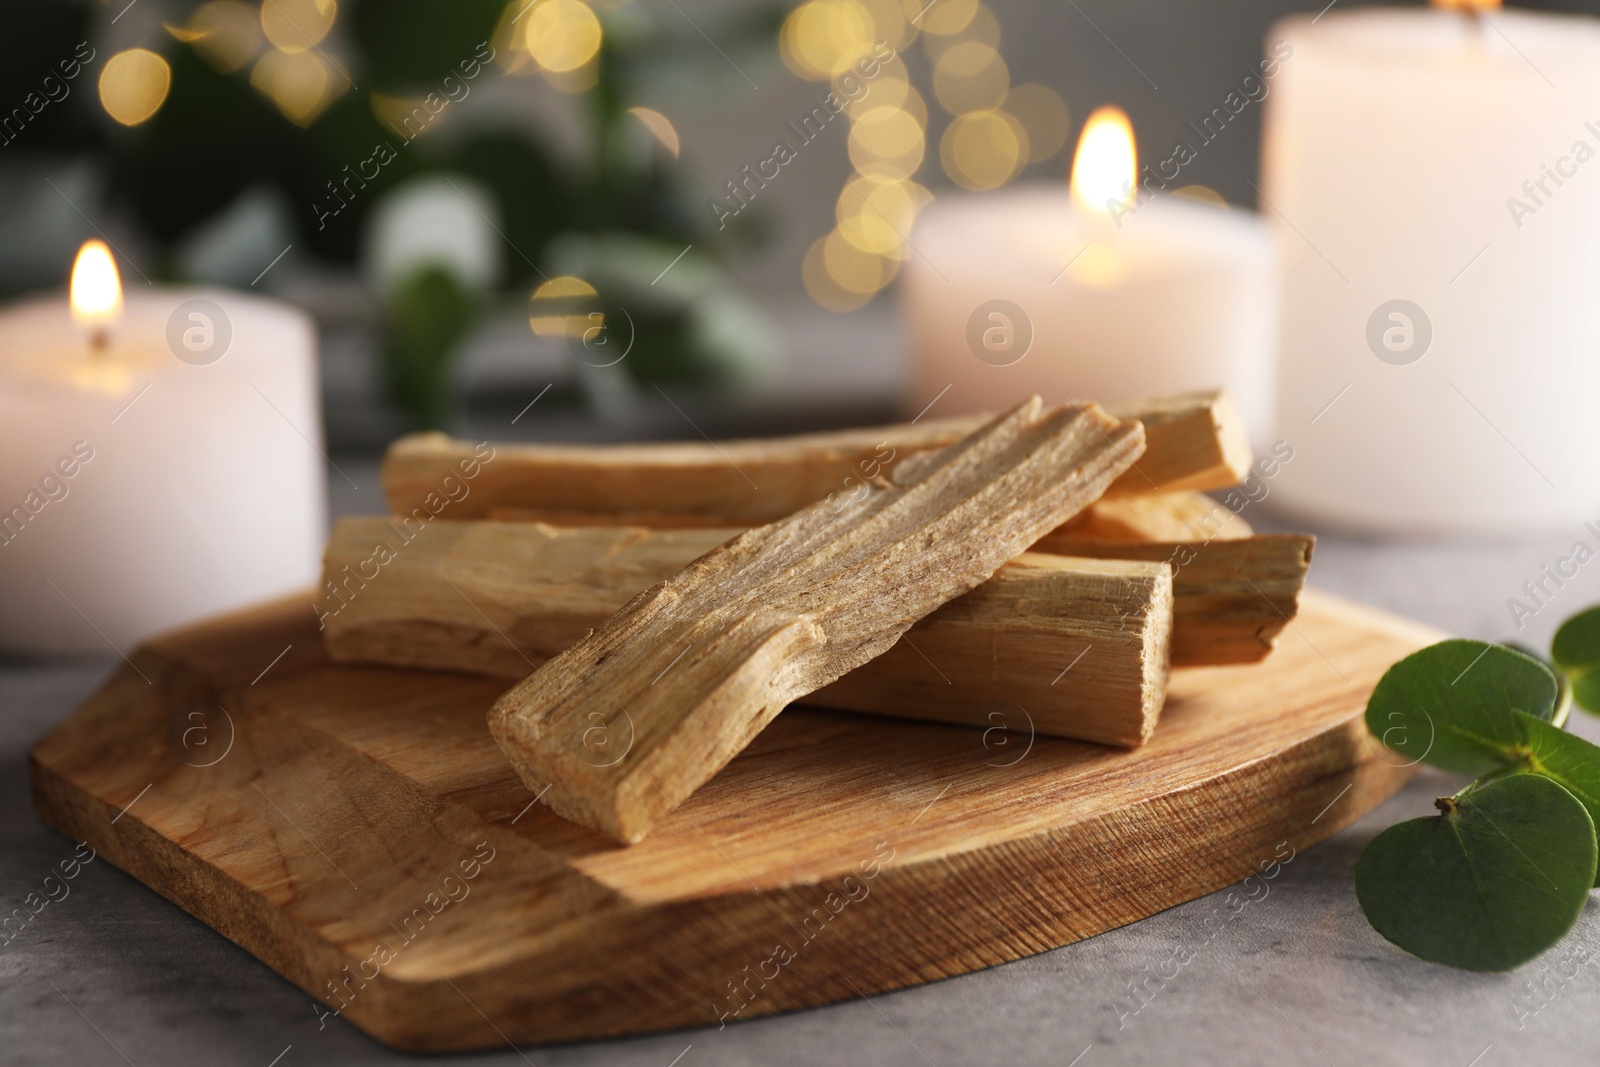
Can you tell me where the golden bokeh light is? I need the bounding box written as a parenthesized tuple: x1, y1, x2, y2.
(940, 108, 1027, 190)
(837, 50, 909, 110)
(847, 105, 925, 180)
(932, 40, 1008, 114)
(824, 227, 899, 292)
(1430, 0, 1502, 10)
(490, 1, 539, 75)
(803, 231, 897, 311)
(98, 49, 172, 127)
(371, 93, 450, 138)
(1071, 105, 1137, 217)
(840, 73, 898, 115)
(168, 0, 262, 73)
(524, 0, 603, 74)
(910, 0, 978, 36)
(920, 2, 996, 60)
(845, 76, 927, 130)
(803, 236, 869, 311)
(781, 0, 877, 80)
(261, 0, 337, 54)
(855, 0, 915, 50)
(251, 48, 337, 125)
(628, 106, 680, 158)
(836, 175, 931, 256)
(1173, 184, 1228, 208)
(898, 81, 929, 126)
(1005, 83, 1069, 163)
(529, 276, 602, 338)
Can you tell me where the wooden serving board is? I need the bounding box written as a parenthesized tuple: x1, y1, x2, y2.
(30, 589, 1438, 1052)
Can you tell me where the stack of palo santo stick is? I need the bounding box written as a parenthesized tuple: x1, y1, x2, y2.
(318, 389, 1313, 842)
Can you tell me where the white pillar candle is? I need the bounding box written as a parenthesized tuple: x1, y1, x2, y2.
(0, 243, 327, 655)
(902, 109, 1277, 439)
(1263, 6, 1600, 534)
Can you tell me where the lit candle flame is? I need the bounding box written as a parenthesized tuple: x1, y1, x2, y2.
(1070, 106, 1138, 219)
(70, 240, 122, 349)
(1430, 0, 1501, 10)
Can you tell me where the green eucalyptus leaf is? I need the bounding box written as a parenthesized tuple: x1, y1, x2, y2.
(1365, 639, 1558, 775)
(1355, 773, 1596, 971)
(1552, 607, 1600, 714)
(1504, 642, 1553, 670)
(1516, 710, 1600, 885)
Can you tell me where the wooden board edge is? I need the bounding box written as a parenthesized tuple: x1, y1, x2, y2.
(27, 750, 362, 1032)
(28, 676, 1415, 1052)
(384, 719, 1414, 1049)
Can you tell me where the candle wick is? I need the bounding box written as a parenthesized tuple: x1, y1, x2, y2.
(89, 328, 109, 356)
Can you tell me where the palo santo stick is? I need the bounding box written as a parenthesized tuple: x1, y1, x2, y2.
(1054, 491, 1253, 543)
(1103, 389, 1252, 497)
(807, 553, 1170, 746)
(382, 389, 1248, 526)
(1032, 533, 1315, 666)
(487, 399, 1146, 842)
(319, 520, 1174, 747)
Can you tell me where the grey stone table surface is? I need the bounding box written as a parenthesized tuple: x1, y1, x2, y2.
(6, 461, 1600, 1067)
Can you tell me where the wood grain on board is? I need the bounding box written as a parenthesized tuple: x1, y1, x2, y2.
(31, 587, 1439, 1051)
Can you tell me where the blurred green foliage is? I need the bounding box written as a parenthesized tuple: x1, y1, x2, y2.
(0, 0, 782, 426)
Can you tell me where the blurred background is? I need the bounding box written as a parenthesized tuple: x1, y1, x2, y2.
(9, 0, 1598, 440)
(5, 0, 1546, 451)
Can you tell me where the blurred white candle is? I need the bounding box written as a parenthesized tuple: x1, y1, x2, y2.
(903, 108, 1277, 439)
(1263, 4, 1600, 534)
(0, 242, 327, 654)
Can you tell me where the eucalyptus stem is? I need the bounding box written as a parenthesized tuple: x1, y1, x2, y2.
(1447, 758, 1529, 808)
(1553, 671, 1573, 729)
